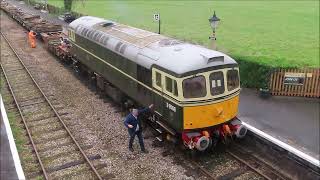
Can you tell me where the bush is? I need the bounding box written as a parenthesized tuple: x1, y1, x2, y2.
(235, 56, 274, 89)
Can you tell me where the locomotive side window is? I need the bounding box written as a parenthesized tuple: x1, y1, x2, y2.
(227, 69, 240, 91)
(183, 76, 206, 98)
(165, 77, 178, 97)
(210, 71, 225, 96)
(153, 69, 180, 99)
(156, 72, 162, 87)
(166, 77, 173, 92)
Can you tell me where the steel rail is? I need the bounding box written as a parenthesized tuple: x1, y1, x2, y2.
(191, 161, 217, 180)
(191, 151, 273, 180)
(190, 146, 288, 180)
(0, 31, 102, 180)
(226, 142, 290, 180)
(225, 150, 273, 180)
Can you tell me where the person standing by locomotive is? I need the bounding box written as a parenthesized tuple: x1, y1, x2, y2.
(28, 30, 36, 48)
(124, 104, 154, 153)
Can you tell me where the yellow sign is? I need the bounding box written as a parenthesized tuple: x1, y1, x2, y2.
(306, 73, 313, 78)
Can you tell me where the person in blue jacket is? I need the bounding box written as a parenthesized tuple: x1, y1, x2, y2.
(124, 104, 154, 153)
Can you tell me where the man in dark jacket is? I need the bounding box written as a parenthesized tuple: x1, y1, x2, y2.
(124, 104, 153, 153)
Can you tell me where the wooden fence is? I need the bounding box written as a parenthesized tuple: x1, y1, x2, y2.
(269, 68, 320, 98)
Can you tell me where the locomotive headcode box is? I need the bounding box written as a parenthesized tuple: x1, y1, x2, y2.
(283, 72, 305, 85)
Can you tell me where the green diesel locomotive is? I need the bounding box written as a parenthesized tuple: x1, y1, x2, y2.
(68, 16, 247, 151)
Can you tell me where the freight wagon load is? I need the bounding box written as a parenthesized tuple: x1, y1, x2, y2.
(28, 20, 62, 33)
(1, 1, 19, 15)
(15, 12, 40, 25)
(1, 1, 62, 33)
(40, 32, 72, 63)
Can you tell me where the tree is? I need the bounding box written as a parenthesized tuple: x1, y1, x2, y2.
(64, 0, 86, 12)
(64, 0, 73, 12)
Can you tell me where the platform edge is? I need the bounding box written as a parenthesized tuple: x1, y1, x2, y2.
(1, 94, 26, 180)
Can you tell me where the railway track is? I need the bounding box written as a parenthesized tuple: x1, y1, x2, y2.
(191, 142, 291, 180)
(225, 144, 288, 180)
(0, 31, 103, 179)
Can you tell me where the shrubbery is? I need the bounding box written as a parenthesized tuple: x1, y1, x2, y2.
(235, 56, 275, 89)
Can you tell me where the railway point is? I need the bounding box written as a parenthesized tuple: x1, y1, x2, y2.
(0, 0, 319, 179)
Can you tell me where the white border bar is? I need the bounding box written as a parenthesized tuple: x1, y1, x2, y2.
(243, 122, 320, 168)
(0, 94, 26, 180)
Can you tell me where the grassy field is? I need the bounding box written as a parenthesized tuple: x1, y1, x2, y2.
(37, 0, 319, 68)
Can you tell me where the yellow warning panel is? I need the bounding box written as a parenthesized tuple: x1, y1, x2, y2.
(183, 96, 239, 130)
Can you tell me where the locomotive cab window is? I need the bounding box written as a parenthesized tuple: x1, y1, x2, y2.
(183, 76, 206, 98)
(227, 69, 240, 91)
(210, 71, 225, 96)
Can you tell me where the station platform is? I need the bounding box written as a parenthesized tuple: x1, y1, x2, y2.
(0, 95, 25, 180)
(239, 88, 320, 159)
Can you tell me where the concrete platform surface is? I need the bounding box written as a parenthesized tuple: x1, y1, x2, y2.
(1, 113, 19, 180)
(239, 88, 320, 159)
(1, 95, 25, 180)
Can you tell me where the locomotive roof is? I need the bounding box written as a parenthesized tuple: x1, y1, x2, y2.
(69, 16, 237, 76)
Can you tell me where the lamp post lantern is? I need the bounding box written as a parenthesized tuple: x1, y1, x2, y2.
(208, 11, 220, 50)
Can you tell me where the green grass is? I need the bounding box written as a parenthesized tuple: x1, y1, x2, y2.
(37, 0, 319, 68)
(7, 111, 26, 153)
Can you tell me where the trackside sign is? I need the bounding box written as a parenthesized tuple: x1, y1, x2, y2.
(283, 72, 305, 85)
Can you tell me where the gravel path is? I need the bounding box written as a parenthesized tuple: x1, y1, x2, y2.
(1, 7, 193, 180)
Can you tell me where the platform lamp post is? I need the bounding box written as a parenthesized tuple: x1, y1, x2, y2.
(208, 11, 220, 50)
